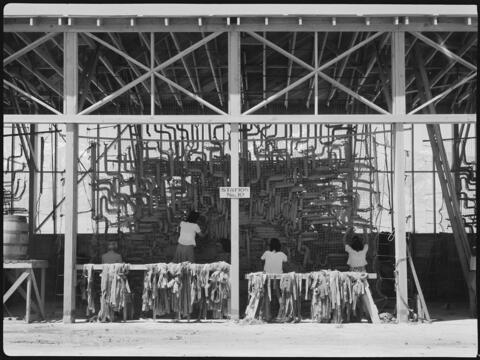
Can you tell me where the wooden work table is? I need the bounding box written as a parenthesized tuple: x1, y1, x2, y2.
(245, 272, 377, 280)
(75, 264, 149, 271)
(244, 271, 380, 323)
(3, 260, 48, 323)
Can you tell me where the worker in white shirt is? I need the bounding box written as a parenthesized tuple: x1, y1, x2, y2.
(261, 238, 288, 273)
(173, 210, 205, 263)
(344, 234, 368, 272)
(260, 238, 288, 322)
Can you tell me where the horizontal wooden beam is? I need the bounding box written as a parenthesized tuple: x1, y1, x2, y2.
(74, 263, 230, 271)
(3, 16, 478, 32)
(3, 114, 476, 124)
(244, 273, 378, 280)
(3, 260, 49, 269)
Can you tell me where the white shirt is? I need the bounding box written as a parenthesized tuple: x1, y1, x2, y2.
(178, 221, 201, 246)
(345, 244, 368, 267)
(261, 251, 288, 273)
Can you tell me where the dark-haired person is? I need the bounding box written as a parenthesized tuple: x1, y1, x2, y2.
(261, 238, 288, 274)
(101, 239, 123, 264)
(260, 238, 288, 322)
(173, 210, 204, 263)
(344, 234, 368, 272)
(344, 231, 371, 322)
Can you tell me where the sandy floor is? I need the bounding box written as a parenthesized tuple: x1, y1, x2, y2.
(3, 317, 478, 357)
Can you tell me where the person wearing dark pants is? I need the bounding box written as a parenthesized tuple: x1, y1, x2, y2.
(173, 210, 205, 263)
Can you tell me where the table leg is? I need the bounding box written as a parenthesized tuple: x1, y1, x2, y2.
(227, 296, 231, 319)
(41, 268, 46, 316)
(26, 271, 32, 323)
(29, 269, 46, 320)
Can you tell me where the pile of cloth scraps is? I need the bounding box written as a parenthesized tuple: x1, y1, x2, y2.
(141, 263, 171, 316)
(309, 270, 367, 323)
(243, 272, 267, 322)
(140, 261, 231, 319)
(310, 271, 331, 323)
(243, 270, 370, 324)
(276, 272, 301, 323)
(208, 268, 231, 318)
(169, 262, 192, 318)
(97, 263, 131, 322)
(81, 264, 96, 316)
(189, 263, 210, 319)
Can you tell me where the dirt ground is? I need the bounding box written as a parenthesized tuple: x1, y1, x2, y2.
(3, 316, 478, 357)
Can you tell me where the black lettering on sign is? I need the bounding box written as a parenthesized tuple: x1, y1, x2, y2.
(219, 187, 250, 198)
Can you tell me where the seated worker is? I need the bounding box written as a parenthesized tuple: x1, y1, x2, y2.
(100, 239, 133, 321)
(101, 239, 123, 264)
(261, 238, 288, 274)
(344, 235, 368, 272)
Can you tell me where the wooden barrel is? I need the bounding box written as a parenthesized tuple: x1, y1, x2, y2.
(3, 215, 29, 260)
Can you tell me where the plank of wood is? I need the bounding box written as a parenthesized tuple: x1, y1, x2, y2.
(3, 271, 30, 303)
(29, 269, 46, 320)
(41, 268, 45, 313)
(3, 260, 49, 269)
(25, 272, 32, 323)
(407, 248, 430, 321)
(63, 31, 79, 324)
(245, 272, 377, 280)
(361, 284, 380, 324)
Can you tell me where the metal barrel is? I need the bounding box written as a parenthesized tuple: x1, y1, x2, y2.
(3, 215, 29, 260)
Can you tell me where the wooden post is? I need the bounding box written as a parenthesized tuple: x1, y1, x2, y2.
(452, 124, 461, 195)
(314, 31, 318, 115)
(41, 267, 45, 314)
(63, 32, 79, 323)
(28, 124, 40, 255)
(25, 271, 32, 323)
(391, 31, 408, 323)
(229, 30, 241, 320)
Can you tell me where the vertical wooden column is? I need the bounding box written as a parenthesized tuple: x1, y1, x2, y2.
(391, 31, 408, 323)
(28, 124, 38, 252)
(228, 30, 241, 320)
(451, 124, 461, 195)
(150, 32, 155, 116)
(314, 32, 318, 115)
(63, 32, 79, 323)
(25, 271, 32, 323)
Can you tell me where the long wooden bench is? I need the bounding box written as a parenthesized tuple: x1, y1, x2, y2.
(244, 272, 380, 323)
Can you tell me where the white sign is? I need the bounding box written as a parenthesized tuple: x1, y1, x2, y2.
(219, 187, 250, 199)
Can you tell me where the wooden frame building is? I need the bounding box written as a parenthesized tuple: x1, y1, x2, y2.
(3, 4, 477, 324)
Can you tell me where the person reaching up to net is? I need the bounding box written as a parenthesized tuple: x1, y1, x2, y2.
(260, 238, 288, 322)
(343, 228, 368, 272)
(261, 238, 288, 274)
(173, 210, 205, 263)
